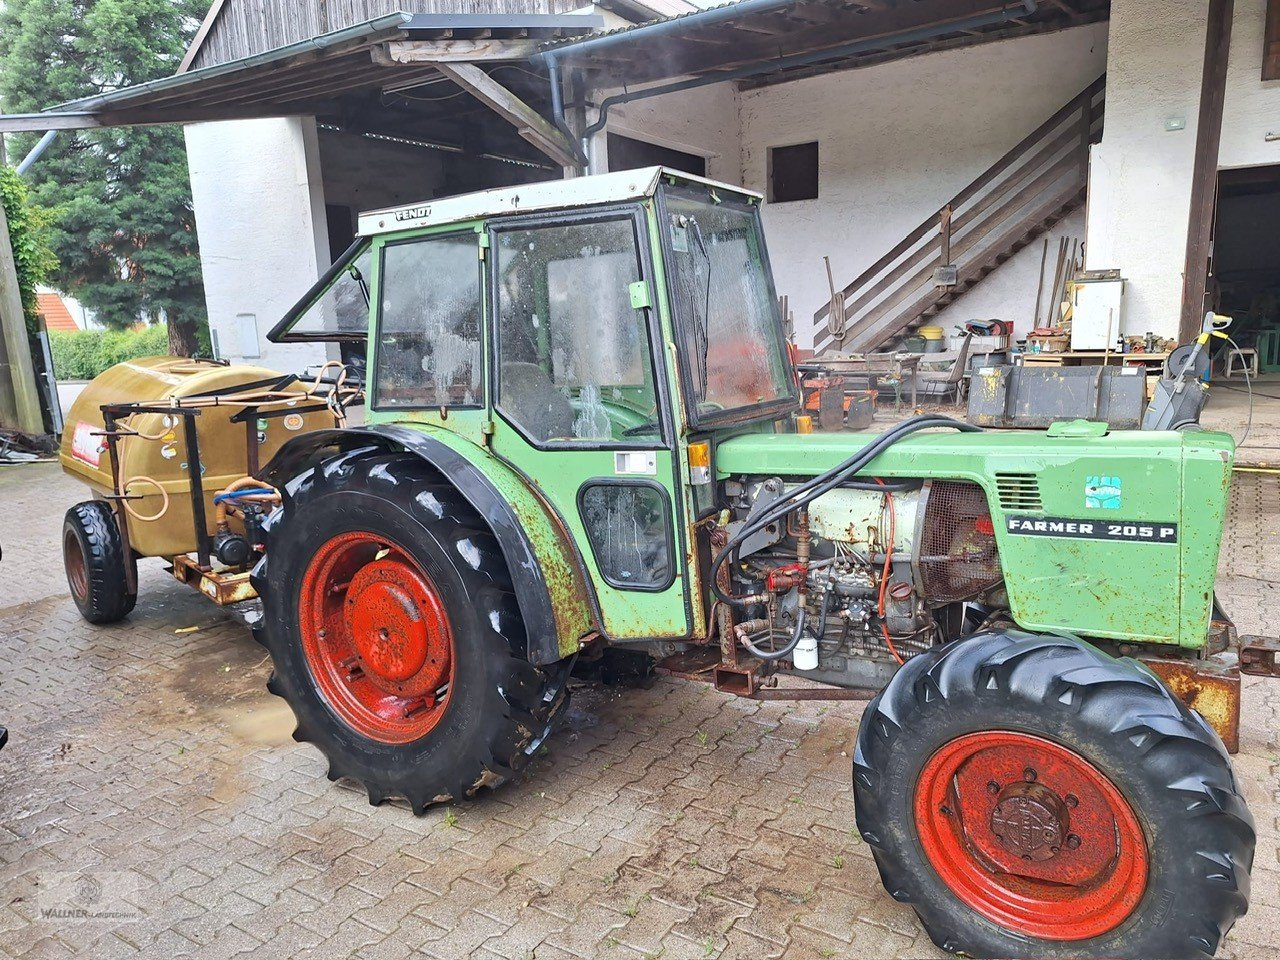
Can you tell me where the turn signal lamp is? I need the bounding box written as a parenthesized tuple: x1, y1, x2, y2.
(689, 441, 711, 485)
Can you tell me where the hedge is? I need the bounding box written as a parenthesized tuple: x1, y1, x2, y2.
(50, 325, 179, 380)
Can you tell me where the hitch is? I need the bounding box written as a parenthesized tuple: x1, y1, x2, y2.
(1240, 635, 1280, 678)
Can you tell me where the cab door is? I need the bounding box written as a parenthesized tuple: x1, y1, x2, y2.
(486, 205, 695, 640)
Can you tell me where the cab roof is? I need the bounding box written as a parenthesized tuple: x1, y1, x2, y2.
(356, 166, 762, 237)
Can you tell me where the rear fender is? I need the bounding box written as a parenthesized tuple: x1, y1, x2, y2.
(261, 425, 594, 665)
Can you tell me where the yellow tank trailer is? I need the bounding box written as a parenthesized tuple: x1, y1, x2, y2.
(58, 356, 352, 620)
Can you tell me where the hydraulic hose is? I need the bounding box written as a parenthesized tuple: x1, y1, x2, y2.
(711, 414, 982, 608)
(738, 606, 808, 661)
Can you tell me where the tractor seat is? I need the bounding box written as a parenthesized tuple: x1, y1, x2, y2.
(500, 362, 577, 442)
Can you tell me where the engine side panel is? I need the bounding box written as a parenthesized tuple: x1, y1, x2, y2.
(715, 428, 1233, 649)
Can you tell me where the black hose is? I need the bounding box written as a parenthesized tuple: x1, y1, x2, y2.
(711, 415, 982, 607)
(741, 606, 807, 661)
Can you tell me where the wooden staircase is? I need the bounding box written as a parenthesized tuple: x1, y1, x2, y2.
(813, 76, 1105, 355)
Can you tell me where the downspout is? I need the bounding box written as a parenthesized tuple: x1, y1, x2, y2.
(545, 54, 588, 172)
(16, 130, 58, 175)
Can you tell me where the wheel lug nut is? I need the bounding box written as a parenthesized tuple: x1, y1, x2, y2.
(1066, 834, 1081, 850)
(1023, 768, 1037, 782)
(1065, 794, 1079, 808)
(986, 780, 1000, 796)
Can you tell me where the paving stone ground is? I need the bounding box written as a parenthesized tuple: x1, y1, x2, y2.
(0, 461, 1276, 960)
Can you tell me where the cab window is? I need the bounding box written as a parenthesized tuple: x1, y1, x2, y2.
(373, 233, 483, 409)
(268, 239, 371, 342)
(493, 216, 662, 446)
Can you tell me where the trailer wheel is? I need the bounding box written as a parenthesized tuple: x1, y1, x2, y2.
(854, 630, 1254, 959)
(63, 500, 137, 624)
(253, 447, 571, 813)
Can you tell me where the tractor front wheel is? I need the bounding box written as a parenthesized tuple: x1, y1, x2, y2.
(253, 447, 570, 813)
(854, 630, 1254, 959)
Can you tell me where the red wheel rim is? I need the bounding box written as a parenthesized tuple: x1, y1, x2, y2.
(299, 531, 455, 743)
(915, 731, 1148, 941)
(64, 529, 88, 603)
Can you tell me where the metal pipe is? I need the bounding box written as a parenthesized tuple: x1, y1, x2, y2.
(544, 55, 588, 170)
(577, 7, 1039, 141)
(16, 130, 57, 174)
(533, 0, 798, 64)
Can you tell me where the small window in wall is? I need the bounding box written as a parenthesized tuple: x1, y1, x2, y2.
(768, 141, 819, 203)
(374, 233, 483, 409)
(607, 133, 707, 177)
(1266, 0, 1280, 81)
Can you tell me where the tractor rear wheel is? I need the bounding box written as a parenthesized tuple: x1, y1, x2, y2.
(854, 630, 1254, 959)
(63, 500, 136, 624)
(253, 447, 570, 812)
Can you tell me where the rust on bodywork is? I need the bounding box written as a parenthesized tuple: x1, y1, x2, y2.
(171, 554, 257, 605)
(1141, 650, 1240, 753)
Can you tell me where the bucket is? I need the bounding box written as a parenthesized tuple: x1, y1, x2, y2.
(903, 335, 927, 353)
(919, 325, 945, 340)
(924, 338, 945, 353)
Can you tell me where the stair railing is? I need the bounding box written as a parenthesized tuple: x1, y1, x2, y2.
(813, 75, 1105, 354)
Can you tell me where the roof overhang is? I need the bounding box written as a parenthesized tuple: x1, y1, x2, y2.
(540, 0, 1110, 90)
(0, 12, 602, 146)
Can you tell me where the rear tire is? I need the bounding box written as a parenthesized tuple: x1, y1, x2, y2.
(854, 630, 1254, 959)
(253, 446, 571, 812)
(63, 500, 136, 624)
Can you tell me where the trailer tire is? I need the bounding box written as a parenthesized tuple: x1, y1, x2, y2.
(253, 447, 571, 813)
(854, 629, 1254, 959)
(63, 500, 137, 624)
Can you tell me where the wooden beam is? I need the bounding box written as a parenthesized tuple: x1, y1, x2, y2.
(1265, 0, 1280, 81)
(177, 0, 229, 74)
(1180, 0, 1234, 342)
(376, 39, 539, 64)
(0, 112, 102, 133)
(432, 62, 580, 168)
(0, 201, 45, 433)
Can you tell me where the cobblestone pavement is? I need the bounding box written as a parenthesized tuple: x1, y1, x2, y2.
(0, 462, 1277, 960)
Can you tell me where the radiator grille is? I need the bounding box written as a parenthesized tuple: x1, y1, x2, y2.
(918, 481, 1003, 603)
(995, 472, 1044, 511)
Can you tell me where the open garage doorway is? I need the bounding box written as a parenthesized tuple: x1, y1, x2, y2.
(1213, 165, 1280, 375)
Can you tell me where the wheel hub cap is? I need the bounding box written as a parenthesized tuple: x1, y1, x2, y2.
(990, 780, 1068, 861)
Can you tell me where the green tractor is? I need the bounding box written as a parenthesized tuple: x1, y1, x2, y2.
(70, 167, 1258, 958)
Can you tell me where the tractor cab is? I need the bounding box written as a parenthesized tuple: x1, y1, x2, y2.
(270, 168, 800, 642)
(269, 167, 799, 441)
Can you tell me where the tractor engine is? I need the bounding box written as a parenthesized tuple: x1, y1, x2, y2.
(722, 476, 1006, 688)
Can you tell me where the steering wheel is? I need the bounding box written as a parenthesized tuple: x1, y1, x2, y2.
(620, 419, 660, 438)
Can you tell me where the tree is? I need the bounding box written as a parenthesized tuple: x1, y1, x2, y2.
(0, 0, 210, 356)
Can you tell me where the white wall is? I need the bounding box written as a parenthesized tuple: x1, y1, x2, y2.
(588, 81, 742, 184)
(1085, 0, 1280, 340)
(185, 117, 331, 372)
(738, 23, 1109, 349)
(1221, 0, 1280, 170)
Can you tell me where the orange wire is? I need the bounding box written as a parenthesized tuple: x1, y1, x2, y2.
(874, 478, 905, 665)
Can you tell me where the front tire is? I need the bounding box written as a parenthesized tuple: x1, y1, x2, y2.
(253, 447, 571, 813)
(854, 630, 1254, 959)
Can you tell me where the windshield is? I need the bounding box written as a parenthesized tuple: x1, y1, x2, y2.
(661, 185, 794, 423)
